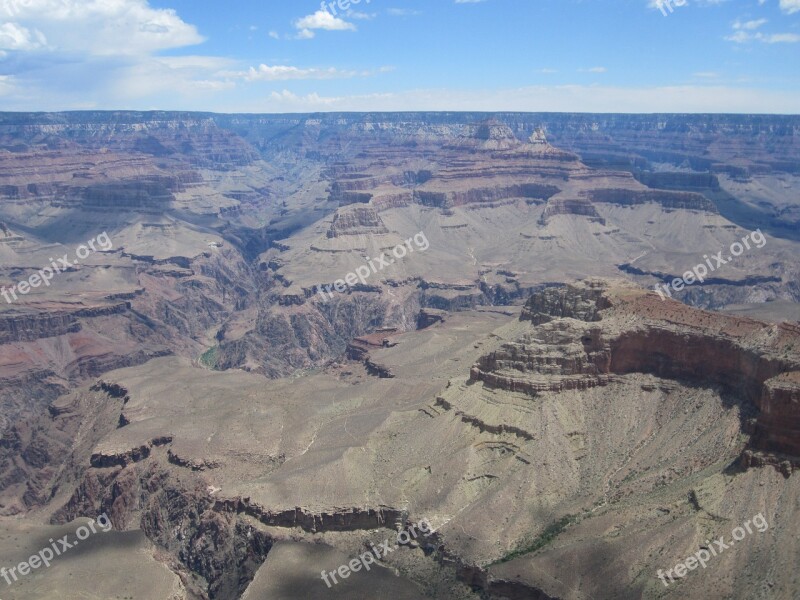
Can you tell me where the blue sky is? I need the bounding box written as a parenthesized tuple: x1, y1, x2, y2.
(0, 0, 798, 113)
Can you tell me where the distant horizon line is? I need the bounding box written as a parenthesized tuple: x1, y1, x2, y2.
(0, 109, 798, 117)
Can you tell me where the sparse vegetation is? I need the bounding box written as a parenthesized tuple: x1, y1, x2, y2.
(199, 346, 218, 369)
(491, 514, 579, 564)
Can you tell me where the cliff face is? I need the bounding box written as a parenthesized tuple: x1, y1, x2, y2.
(633, 170, 720, 191)
(472, 281, 800, 460)
(587, 188, 718, 212)
(0, 303, 132, 344)
(520, 281, 611, 324)
(77, 177, 178, 213)
(414, 183, 562, 209)
(0, 311, 81, 343)
(326, 206, 389, 238)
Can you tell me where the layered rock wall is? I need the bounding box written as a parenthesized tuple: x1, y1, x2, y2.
(587, 188, 718, 212)
(327, 206, 389, 238)
(475, 282, 800, 458)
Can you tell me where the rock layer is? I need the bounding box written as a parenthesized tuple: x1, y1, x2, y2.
(472, 280, 800, 458)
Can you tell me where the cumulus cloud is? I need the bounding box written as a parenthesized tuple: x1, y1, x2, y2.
(293, 10, 356, 39)
(0, 0, 222, 109)
(0, 0, 204, 55)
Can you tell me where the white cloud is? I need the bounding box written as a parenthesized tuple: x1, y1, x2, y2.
(0, 75, 15, 96)
(725, 30, 753, 43)
(220, 63, 393, 82)
(726, 29, 800, 43)
(779, 0, 800, 14)
(0, 22, 46, 51)
(387, 8, 422, 16)
(760, 32, 800, 42)
(240, 65, 361, 81)
(733, 18, 768, 30)
(268, 89, 344, 107)
(293, 10, 356, 38)
(0, 0, 228, 110)
(252, 84, 800, 114)
(346, 11, 376, 20)
(0, 0, 204, 56)
(726, 14, 799, 43)
(110, 55, 237, 100)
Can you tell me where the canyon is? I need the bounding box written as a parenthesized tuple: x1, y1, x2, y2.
(0, 111, 798, 599)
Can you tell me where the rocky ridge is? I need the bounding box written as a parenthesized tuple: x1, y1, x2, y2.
(472, 281, 800, 460)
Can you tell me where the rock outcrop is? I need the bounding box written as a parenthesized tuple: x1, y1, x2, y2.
(587, 188, 718, 212)
(326, 206, 389, 238)
(473, 280, 800, 460)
